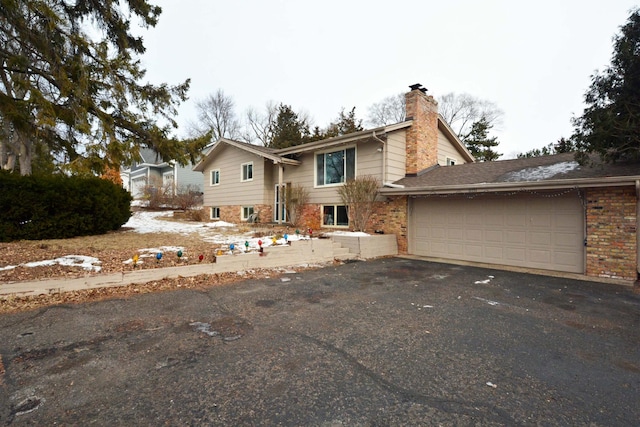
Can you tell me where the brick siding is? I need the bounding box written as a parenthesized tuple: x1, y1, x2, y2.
(404, 89, 439, 175)
(213, 204, 273, 224)
(585, 187, 638, 281)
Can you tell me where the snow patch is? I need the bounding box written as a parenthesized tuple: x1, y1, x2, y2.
(501, 161, 579, 182)
(23, 255, 101, 272)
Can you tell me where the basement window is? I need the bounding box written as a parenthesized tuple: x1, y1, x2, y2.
(210, 207, 220, 220)
(322, 205, 348, 227)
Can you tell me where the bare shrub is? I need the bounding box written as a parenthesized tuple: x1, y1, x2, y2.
(142, 177, 173, 210)
(337, 175, 380, 232)
(187, 208, 206, 222)
(173, 185, 203, 211)
(285, 184, 309, 227)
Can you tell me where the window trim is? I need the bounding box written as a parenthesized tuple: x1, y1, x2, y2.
(314, 146, 356, 188)
(241, 162, 253, 182)
(321, 204, 349, 228)
(241, 206, 255, 221)
(210, 169, 220, 186)
(446, 158, 456, 166)
(210, 207, 220, 220)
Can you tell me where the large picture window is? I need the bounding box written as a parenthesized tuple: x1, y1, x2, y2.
(316, 147, 355, 186)
(322, 205, 349, 227)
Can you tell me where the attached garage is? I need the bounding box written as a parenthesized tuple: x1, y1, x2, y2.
(409, 193, 585, 273)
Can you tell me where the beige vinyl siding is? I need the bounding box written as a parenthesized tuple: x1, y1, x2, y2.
(385, 130, 407, 182)
(202, 145, 269, 206)
(437, 128, 468, 165)
(281, 140, 384, 205)
(356, 141, 384, 179)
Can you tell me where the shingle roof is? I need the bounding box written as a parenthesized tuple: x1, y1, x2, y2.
(388, 152, 640, 193)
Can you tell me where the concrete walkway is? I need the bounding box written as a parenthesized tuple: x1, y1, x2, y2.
(0, 239, 352, 298)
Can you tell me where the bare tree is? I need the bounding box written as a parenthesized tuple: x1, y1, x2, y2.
(187, 89, 242, 141)
(337, 175, 380, 232)
(285, 184, 309, 227)
(437, 93, 503, 141)
(244, 101, 278, 146)
(366, 93, 406, 127)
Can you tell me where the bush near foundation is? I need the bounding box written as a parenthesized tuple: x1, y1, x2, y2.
(0, 171, 132, 242)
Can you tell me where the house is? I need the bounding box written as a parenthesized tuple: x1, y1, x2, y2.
(121, 148, 205, 198)
(194, 84, 640, 282)
(193, 84, 473, 224)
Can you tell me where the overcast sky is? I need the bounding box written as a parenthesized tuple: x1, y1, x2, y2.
(137, 0, 638, 159)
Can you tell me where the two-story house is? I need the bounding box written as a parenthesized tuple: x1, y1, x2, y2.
(194, 84, 640, 282)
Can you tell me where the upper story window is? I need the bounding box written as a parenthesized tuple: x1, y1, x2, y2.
(446, 158, 456, 166)
(241, 162, 253, 182)
(315, 147, 355, 186)
(210, 169, 220, 185)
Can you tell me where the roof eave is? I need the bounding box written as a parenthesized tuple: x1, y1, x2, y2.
(437, 116, 475, 163)
(379, 175, 640, 196)
(192, 138, 301, 171)
(275, 121, 412, 156)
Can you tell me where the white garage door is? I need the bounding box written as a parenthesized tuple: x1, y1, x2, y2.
(410, 194, 585, 273)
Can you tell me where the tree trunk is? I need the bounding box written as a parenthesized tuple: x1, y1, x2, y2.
(18, 135, 32, 176)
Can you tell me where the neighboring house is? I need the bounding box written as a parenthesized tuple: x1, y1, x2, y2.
(194, 84, 640, 282)
(121, 148, 205, 198)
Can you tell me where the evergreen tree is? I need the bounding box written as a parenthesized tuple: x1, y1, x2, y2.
(324, 107, 364, 138)
(572, 8, 640, 163)
(517, 137, 575, 158)
(269, 104, 310, 149)
(464, 117, 501, 161)
(0, 0, 206, 176)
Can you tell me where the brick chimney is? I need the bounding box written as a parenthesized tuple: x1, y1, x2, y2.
(404, 84, 438, 176)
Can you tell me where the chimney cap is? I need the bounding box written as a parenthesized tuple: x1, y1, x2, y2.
(409, 83, 427, 93)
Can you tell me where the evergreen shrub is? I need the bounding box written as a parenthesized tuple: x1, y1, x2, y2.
(0, 171, 132, 242)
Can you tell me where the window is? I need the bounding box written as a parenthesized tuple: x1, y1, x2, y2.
(241, 162, 253, 181)
(210, 207, 220, 220)
(210, 169, 220, 185)
(322, 205, 348, 227)
(316, 147, 355, 186)
(446, 158, 456, 166)
(242, 206, 254, 221)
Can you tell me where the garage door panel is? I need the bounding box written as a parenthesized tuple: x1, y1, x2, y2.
(465, 244, 483, 257)
(466, 229, 483, 242)
(484, 246, 504, 260)
(485, 230, 503, 243)
(506, 231, 526, 244)
(530, 232, 552, 245)
(529, 249, 551, 264)
(505, 248, 526, 262)
(506, 214, 526, 226)
(530, 214, 552, 228)
(555, 251, 582, 267)
(410, 195, 584, 274)
(447, 243, 463, 256)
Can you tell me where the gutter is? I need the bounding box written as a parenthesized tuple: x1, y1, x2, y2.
(637, 180, 640, 281)
(372, 130, 386, 183)
(379, 175, 640, 196)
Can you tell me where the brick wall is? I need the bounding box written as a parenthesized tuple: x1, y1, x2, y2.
(213, 204, 273, 224)
(369, 197, 408, 253)
(404, 88, 439, 175)
(585, 187, 638, 281)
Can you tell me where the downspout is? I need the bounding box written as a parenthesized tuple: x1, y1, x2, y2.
(372, 131, 386, 183)
(278, 162, 284, 225)
(636, 180, 640, 282)
(173, 161, 178, 195)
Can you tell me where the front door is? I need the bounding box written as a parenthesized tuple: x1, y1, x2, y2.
(274, 184, 287, 223)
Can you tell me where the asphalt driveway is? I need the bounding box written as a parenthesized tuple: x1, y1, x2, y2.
(1, 258, 639, 426)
